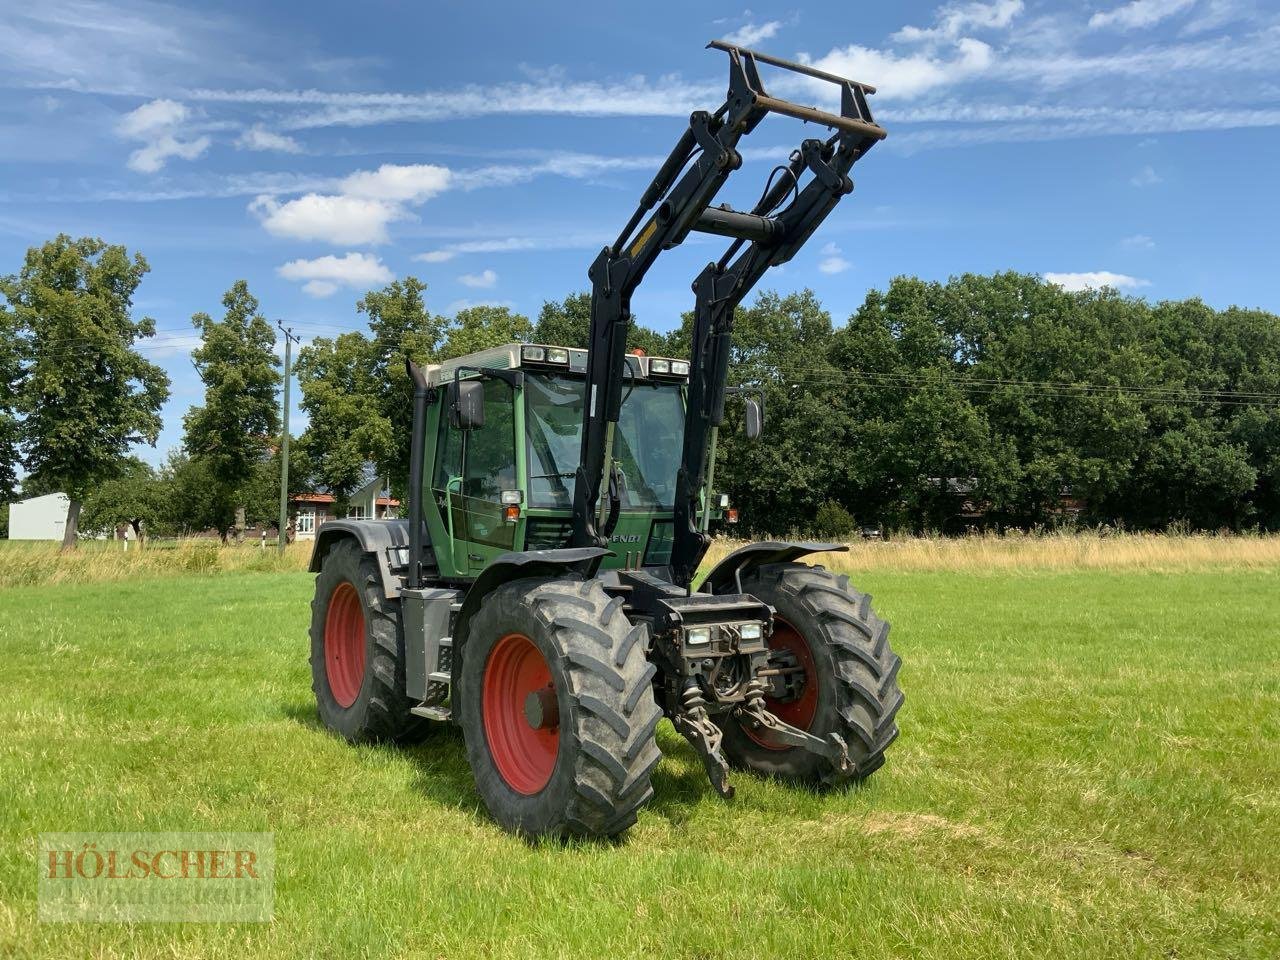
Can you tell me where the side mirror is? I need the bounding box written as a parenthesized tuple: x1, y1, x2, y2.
(743, 398, 763, 441)
(449, 379, 485, 430)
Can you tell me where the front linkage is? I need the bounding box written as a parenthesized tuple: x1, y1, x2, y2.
(619, 567, 852, 798)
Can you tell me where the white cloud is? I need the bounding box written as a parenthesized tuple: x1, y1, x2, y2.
(458, 269, 498, 289)
(117, 98, 210, 173)
(118, 98, 189, 138)
(235, 124, 302, 153)
(723, 20, 782, 47)
(1089, 0, 1196, 31)
(817, 241, 851, 275)
(1131, 164, 1163, 187)
(1042, 271, 1150, 291)
(414, 230, 607, 263)
(1121, 233, 1156, 248)
(893, 0, 1024, 42)
(183, 75, 717, 129)
(126, 134, 211, 173)
(248, 162, 452, 245)
(251, 193, 406, 245)
(340, 163, 452, 202)
(278, 252, 394, 298)
(806, 37, 995, 100)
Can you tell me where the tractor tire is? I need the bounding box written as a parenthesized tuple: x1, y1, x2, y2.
(457, 577, 662, 839)
(309, 539, 429, 744)
(718, 562, 903, 785)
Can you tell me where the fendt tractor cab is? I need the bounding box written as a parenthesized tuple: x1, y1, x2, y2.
(307, 42, 904, 838)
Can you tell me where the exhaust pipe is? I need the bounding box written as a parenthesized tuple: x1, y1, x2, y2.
(405, 357, 430, 590)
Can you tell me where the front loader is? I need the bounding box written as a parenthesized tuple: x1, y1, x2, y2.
(307, 42, 903, 837)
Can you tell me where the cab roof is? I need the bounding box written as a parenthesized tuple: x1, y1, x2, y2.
(430, 342, 689, 386)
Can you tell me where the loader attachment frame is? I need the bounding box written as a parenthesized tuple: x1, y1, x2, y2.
(568, 40, 886, 587)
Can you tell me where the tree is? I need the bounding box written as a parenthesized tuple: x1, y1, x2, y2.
(80, 457, 163, 541)
(182, 281, 280, 541)
(359, 278, 447, 493)
(295, 332, 390, 511)
(442, 305, 533, 357)
(1, 235, 169, 548)
(0, 301, 20, 501)
(534, 293, 681, 356)
(241, 443, 312, 530)
(156, 451, 223, 536)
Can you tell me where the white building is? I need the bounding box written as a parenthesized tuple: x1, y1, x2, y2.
(292, 471, 398, 541)
(7, 493, 71, 540)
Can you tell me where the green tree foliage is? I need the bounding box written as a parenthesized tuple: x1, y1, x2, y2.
(0, 235, 169, 547)
(719, 275, 1280, 534)
(290, 271, 1280, 536)
(295, 332, 391, 511)
(359, 278, 447, 494)
(79, 457, 163, 539)
(155, 451, 223, 536)
(535, 293, 682, 356)
(182, 281, 280, 540)
(443, 305, 533, 356)
(0, 301, 20, 501)
(813, 500, 856, 538)
(239, 443, 313, 530)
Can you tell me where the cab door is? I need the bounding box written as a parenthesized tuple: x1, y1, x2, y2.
(431, 377, 519, 573)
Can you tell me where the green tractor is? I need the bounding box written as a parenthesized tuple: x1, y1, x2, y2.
(307, 41, 903, 838)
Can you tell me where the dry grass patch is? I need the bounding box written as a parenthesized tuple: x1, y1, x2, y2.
(705, 530, 1280, 575)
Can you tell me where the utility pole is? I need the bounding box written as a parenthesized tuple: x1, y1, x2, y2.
(277, 322, 301, 554)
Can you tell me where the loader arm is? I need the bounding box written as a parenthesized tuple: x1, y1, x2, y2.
(568, 41, 886, 576)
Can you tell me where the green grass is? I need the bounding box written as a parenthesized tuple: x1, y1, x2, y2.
(1, 569, 1277, 958)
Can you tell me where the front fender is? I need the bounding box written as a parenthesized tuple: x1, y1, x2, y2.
(453, 546, 612, 651)
(699, 540, 848, 595)
(308, 519, 419, 600)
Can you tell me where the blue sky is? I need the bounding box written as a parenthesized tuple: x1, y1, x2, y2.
(2, 0, 1278, 463)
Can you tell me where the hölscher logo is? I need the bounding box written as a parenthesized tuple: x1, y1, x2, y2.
(38, 832, 273, 922)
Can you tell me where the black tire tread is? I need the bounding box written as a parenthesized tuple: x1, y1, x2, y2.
(729, 562, 903, 783)
(309, 539, 428, 745)
(462, 578, 661, 838)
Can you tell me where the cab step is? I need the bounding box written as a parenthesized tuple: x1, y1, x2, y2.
(410, 704, 452, 722)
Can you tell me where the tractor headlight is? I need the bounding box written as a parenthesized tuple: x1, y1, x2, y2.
(521, 345, 546, 362)
(546, 347, 569, 364)
(686, 626, 711, 645)
(650, 359, 670, 375)
(670, 360, 690, 376)
(739, 622, 763, 641)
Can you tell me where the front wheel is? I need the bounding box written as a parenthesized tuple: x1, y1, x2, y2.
(718, 562, 903, 785)
(457, 577, 662, 838)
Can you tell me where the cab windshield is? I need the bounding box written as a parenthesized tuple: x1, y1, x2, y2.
(525, 373, 684, 510)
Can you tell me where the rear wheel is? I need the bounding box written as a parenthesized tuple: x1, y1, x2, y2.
(309, 539, 428, 744)
(458, 577, 661, 838)
(718, 562, 903, 784)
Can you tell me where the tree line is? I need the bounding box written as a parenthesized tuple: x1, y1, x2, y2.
(3, 234, 1279, 545)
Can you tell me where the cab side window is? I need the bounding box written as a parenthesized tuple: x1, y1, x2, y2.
(432, 378, 515, 501)
(463, 379, 516, 499)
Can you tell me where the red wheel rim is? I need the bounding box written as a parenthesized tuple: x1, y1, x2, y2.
(483, 633, 559, 794)
(746, 617, 819, 751)
(324, 582, 366, 709)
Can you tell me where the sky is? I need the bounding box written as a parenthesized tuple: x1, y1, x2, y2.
(1, 0, 1278, 465)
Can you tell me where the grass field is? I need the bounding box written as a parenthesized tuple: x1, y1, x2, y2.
(1, 551, 1278, 957)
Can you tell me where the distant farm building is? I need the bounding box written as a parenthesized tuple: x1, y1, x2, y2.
(293, 470, 399, 541)
(6, 493, 71, 540)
